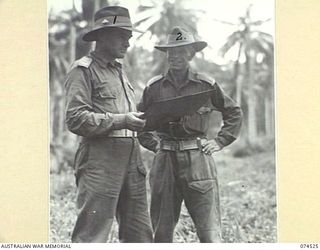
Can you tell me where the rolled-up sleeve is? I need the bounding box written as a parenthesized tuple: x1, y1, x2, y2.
(211, 83, 243, 147)
(65, 67, 126, 137)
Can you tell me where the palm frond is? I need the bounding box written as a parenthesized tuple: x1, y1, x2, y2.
(134, 16, 153, 28)
(257, 32, 274, 44)
(219, 31, 243, 57)
(250, 18, 271, 26)
(211, 18, 237, 26)
(137, 4, 155, 12)
(134, 6, 161, 26)
(135, 13, 162, 40)
(250, 38, 273, 56)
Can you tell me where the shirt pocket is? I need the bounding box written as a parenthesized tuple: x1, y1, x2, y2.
(92, 82, 120, 113)
(98, 88, 117, 99)
(182, 105, 212, 133)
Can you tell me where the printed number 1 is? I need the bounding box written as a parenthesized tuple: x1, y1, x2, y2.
(176, 32, 182, 40)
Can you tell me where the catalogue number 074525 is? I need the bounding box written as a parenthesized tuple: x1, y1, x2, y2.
(300, 244, 319, 249)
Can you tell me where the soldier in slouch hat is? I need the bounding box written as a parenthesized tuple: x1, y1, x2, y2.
(138, 26, 243, 242)
(65, 6, 152, 243)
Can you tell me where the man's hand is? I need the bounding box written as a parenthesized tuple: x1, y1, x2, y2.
(201, 139, 222, 155)
(125, 112, 146, 131)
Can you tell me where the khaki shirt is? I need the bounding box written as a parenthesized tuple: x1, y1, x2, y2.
(65, 51, 136, 137)
(138, 69, 243, 151)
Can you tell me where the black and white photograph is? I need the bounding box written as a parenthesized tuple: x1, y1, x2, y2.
(49, 0, 276, 243)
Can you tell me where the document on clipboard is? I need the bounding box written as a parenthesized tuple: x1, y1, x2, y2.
(142, 89, 215, 131)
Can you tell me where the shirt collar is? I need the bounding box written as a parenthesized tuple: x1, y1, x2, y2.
(90, 51, 122, 69)
(163, 68, 202, 85)
(188, 69, 202, 83)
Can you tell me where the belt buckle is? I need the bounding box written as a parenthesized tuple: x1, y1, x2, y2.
(178, 140, 186, 151)
(175, 141, 181, 151)
(167, 141, 179, 151)
(127, 130, 137, 137)
(196, 137, 202, 149)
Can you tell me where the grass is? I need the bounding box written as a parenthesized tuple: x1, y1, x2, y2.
(50, 148, 277, 243)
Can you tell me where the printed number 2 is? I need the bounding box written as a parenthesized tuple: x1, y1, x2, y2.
(176, 32, 182, 40)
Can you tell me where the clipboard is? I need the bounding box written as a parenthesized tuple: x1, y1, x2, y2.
(142, 89, 215, 130)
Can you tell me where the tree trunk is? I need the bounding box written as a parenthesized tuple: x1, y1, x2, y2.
(270, 69, 275, 138)
(247, 50, 257, 144)
(236, 77, 242, 106)
(235, 43, 243, 106)
(264, 95, 271, 137)
(70, 24, 76, 63)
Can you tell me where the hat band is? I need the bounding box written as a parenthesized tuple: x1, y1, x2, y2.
(95, 15, 132, 27)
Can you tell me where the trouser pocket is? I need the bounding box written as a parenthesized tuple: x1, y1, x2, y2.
(74, 142, 89, 185)
(188, 179, 215, 193)
(187, 150, 217, 193)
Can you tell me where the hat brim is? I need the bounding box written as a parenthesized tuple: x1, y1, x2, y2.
(82, 25, 143, 42)
(155, 41, 207, 52)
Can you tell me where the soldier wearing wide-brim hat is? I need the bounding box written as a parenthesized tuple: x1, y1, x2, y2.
(64, 6, 152, 243)
(154, 26, 207, 52)
(138, 26, 243, 242)
(82, 6, 142, 42)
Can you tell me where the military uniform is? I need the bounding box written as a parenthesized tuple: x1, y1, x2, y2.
(65, 51, 152, 242)
(138, 70, 242, 242)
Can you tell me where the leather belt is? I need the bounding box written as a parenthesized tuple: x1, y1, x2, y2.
(160, 138, 204, 151)
(107, 129, 137, 137)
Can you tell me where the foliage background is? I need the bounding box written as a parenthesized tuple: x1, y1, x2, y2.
(49, 0, 276, 243)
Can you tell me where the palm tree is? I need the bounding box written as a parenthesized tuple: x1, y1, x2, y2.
(217, 4, 274, 142)
(135, 0, 200, 39)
